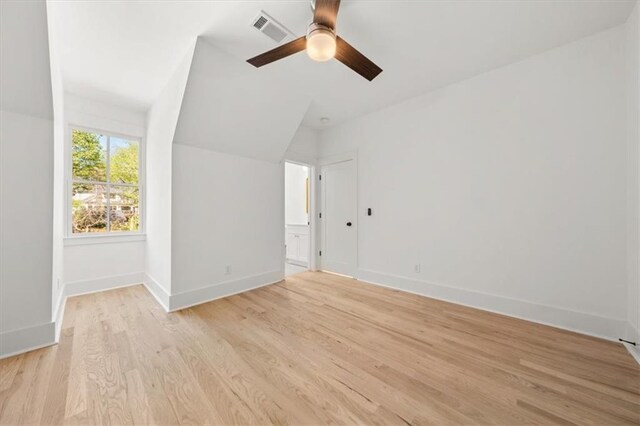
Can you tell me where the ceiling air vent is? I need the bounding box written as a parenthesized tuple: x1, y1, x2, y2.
(251, 11, 293, 44)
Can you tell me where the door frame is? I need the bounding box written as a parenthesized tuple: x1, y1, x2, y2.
(318, 151, 358, 277)
(283, 159, 317, 272)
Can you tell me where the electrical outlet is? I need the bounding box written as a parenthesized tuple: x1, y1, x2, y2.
(225, 265, 231, 275)
(414, 263, 421, 273)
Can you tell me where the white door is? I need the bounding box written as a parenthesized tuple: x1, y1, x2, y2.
(321, 160, 357, 277)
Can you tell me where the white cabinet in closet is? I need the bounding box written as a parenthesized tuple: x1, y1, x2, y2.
(286, 225, 309, 266)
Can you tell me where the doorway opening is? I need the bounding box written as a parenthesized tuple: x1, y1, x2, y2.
(284, 161, 311, 277)
(319, 157, 357, 277)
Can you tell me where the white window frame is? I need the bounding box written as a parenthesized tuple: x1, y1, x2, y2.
(65, 124, 145, 241)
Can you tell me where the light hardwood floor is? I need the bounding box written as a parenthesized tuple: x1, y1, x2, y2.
(1, 271, 639, 425)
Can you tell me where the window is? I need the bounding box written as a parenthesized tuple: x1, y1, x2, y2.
(70, 128, 142, 235)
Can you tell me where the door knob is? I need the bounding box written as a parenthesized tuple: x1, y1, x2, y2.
(346, 222, 352, 227)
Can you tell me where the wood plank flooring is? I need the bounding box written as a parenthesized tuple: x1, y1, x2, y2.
(1, 271, 639, 425)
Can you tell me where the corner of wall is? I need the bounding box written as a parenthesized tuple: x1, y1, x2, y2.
(143, 273, 171, 312)
(145, 39, 197, 296)
(625, 0, 640, 352)
(1, 0, 56, 359)
(0, 322, 56, 360)
(167, 270, 283, 312)
(284, 124, 321, 165)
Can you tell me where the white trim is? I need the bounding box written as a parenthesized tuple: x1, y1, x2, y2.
(52, 273, 144, 342)
(286, 259, 308, 267)
(66, 124, 145, 238)
(623, 320, 640, 342)
(622, 322, 640, 364)
(318, 151, 358, 166)
(283, 159, 318, 272)
(143, 273, 171, 312)
(64, 272, 144, 298)
(623, 343, 640, 365)
(357, 268, 626, 342)
(64, 233, 146, 246)
(282, 151, 316, 167)
(64, 94, 147, 137)
(53, 291, 66, 342)
(168, 270, 284, 312)
(321, 269, 354, 279)
(309, 164, 318, 271)
(0, 322, 56, 360)
(318, 152, 358, 276)
(2, 273, 145, 359)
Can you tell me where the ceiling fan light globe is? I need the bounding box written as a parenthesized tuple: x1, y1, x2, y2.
(306, 26, 336, 62)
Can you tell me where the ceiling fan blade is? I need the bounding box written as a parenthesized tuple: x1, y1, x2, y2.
(247, 36, 307, 68)
(314, 0, 341, 30)
(334, 36, 382, 81)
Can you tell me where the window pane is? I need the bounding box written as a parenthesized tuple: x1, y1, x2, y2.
(109, 137, 139, 184)
(72, 183, 107, 233)
(72, 130, 106, 182)
(108, 185, 139, 232)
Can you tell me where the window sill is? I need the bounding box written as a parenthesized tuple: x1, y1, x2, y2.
(64, 233, 146, 246)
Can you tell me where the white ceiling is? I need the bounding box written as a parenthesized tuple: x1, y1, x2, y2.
(174, 38, 312, 162)
(48, 0, 636, 129)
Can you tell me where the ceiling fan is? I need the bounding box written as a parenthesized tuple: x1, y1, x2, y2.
(246, 0, 382, 81)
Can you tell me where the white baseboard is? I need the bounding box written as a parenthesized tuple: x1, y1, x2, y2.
(1, 272, 146, 360)
(0, 321, 56, 360)
(169, 270, 284, 312)
(53, 272, 144, 339)
(53, 292, 66, 342)
(623, 321, 640, 342)
(622, 322, 640, 364)
(357, 269, 626, 342)
(623, 343, 640, 364)
(64, 272, 145, 298)
(143, 273, 171, 312)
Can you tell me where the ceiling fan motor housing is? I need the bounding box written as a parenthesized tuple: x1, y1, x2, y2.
(247, 0, 382, 81)
(306, 23, 337, 62)
(306, 23, 336, 40)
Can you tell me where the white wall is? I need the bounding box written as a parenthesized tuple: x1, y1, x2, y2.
(626, 2, 640, 348)
(63, 241, 144, 290)
(62, 94, 146, 293)
(318, 26, 628, 340)
(285, 162, 309, 226)
(0, 0, 55, 357)
(170, 143, 284, 310)
(0, 111, 55, 353)
(65, 94, 146, 137)
(145, 43, 195, 303)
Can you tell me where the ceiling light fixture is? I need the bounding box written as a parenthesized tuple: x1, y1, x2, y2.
(306, 23, 336, 62)
(320, 117, 330, 124)
(247, 0, 383, 81)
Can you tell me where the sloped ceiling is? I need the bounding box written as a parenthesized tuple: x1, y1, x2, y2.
(48, 1, 636, 130)
(173, 37, 311, 163)
(45, 1, 637, 162)
(0, 0, 53, 119)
